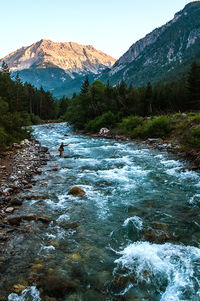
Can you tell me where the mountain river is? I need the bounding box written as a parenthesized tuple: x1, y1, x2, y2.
(2, 122, 200, 300)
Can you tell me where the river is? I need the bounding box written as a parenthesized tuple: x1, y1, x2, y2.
(2, 122, 200, 300)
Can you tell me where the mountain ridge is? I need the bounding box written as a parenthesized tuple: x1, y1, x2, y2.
(99, 1, 200, 87)
(1, 39, 116, 76)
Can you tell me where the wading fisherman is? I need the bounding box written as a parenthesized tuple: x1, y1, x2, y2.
(58, 142, 70, 157)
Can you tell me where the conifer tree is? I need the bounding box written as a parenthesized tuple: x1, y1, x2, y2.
(187, 62, 200, 109)
(80, 76, 90, 95)
(1, 61, 10, 75)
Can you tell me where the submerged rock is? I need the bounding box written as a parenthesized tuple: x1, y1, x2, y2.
(11, 197, 23, 206)
(68, 186, 85, 197)
(37, 276, 76, 298)
(13, 284, 26, 293)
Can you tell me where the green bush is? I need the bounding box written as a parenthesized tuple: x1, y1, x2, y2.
(30, 114, 41, 125)
(85, 111, 116, 133)
(120, 116, 143, 134)
(145, 116, 171, 138)
(131, 116, 171, 139)
(185, 125, 200, 150)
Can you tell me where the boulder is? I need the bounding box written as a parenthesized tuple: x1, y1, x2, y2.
(68, 186, 85, 197)
(5, 207, 15, 214)
(99, 128, 110, 136)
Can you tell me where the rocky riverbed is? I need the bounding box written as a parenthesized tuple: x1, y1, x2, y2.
(0, 139, 49, 241)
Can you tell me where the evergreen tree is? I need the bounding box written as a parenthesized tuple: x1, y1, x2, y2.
(80, 76, 90, 95)
(145, 82, 153, 114)
(187, 62, 200, 109)
(0, 61, 10, 75)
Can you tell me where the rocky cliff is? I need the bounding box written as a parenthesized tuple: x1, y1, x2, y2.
(0, 40, 116, 97)
(100, 1, 200, 86)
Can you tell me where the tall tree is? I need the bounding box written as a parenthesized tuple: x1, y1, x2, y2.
(187, 62, 200, 109)
(80, 76, 90, 96)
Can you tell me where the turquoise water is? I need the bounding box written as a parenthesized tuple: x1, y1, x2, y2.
(3, 122, 200, 300)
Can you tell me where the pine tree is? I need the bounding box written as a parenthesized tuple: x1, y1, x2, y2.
(187, 62, 200, 109)
(80, 76, 90, 95)
(145, 82, 153, 114)
(1, 61, 10, 75)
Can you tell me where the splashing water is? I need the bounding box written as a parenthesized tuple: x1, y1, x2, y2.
(1, 122, 199, 301)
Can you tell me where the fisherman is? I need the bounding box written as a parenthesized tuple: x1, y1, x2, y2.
(58, 142, 70, 157)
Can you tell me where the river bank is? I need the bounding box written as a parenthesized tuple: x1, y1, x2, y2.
(75, 128, 200, 169)
(0, 139, 49, 240)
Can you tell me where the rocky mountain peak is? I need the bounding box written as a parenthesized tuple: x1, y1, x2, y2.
(0, 39, 116, 75)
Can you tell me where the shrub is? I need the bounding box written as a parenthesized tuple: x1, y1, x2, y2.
(120, 116, 143, 134)
(30, 114, 41, 125)
(130, 116, 171, 139)
(85, 111, 116, 133)
(144, 116, 171, 138)
(185, 125, 200, 150)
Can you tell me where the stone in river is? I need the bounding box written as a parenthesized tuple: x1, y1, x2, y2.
(69, 253, 82, 261)
(5, 207, 15, 214)
(13, 284, 26, 293)
(38, 216, 51, 224)
(11, 197, 23, 206)
(7, 216, 22, 226)
(68, 186, 85, 197)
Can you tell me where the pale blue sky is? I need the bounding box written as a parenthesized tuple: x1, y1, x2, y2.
(0, 0, 192, 59)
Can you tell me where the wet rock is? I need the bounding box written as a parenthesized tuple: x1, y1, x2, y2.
(13, 284, 26, 293)
(68, 186, 85, 197)
(7, 216, 22, 226)
(0, 235, 7, 241)
(64, 222, 79, 230)
(11, 197, 23, 206)
(38, 217, 51, 224)
(69, 253, 82, 261)
(5, 207, 15, 214)
(37, 276, 76, 298)
(32, 263, 43, 271)
(52, 168, 58, 172)
(21, 215, 38, 222)
(142, 228, 173, 243)
(151, 221, 168, 230)
(40, 146, 48, 153)
(147, 138, 160, 143)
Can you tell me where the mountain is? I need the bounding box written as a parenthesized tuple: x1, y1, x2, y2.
(0, 39, 116, 97)
(99, 1, 200, 87)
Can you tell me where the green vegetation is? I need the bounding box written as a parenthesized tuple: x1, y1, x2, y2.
(0, 62, 58, 151)
(63, 62, 200, 153)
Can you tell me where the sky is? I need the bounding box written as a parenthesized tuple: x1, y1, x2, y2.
(0, 0, 193, 59)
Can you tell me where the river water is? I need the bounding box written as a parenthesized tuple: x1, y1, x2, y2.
(2, 123, 200, 300)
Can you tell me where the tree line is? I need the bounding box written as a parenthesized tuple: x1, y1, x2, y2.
(63, 62, 200, 131)
(0, 62, 59, 150)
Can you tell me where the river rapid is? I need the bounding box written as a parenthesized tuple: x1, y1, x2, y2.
(2, 122, 200, 301)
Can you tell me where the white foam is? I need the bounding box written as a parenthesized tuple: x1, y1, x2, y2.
(188, 194, 200, 205)
(38, 245, 55, 256)
(114, 241, 200, 300)
(8, 286, 41, 301)
(123, 216, 143, 230)
(57, 213, 70, 222)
